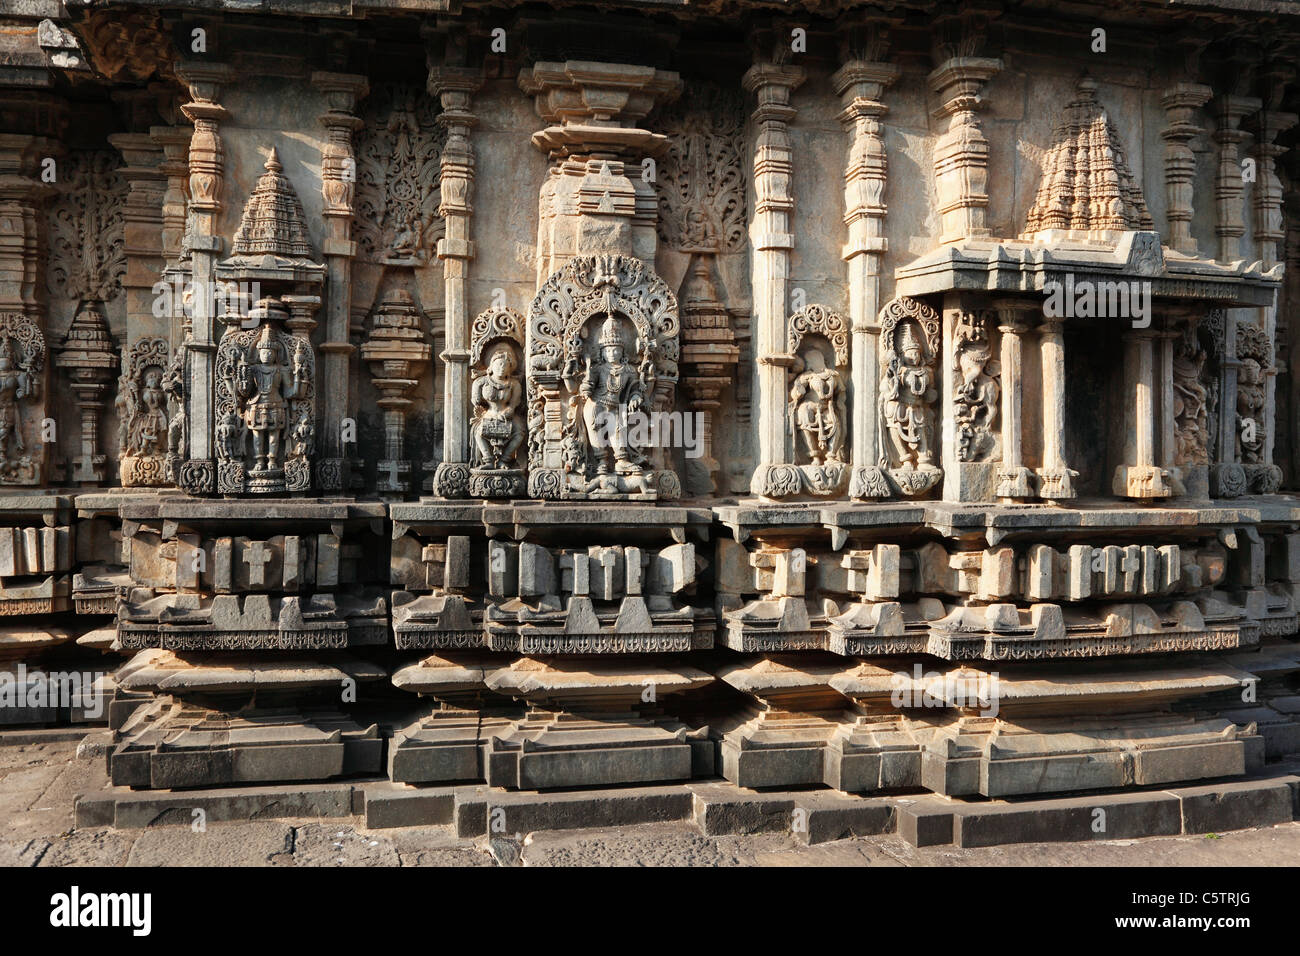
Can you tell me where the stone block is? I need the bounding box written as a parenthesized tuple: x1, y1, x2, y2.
(364, 785, 456, 829)
(1178, 779, 1294, 834)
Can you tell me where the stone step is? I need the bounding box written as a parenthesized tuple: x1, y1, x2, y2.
(73, 769, 1300, 850)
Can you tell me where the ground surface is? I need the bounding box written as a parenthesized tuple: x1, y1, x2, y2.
(3, 738, 1298, 867)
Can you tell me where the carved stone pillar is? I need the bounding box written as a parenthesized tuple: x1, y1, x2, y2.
(1036, 319, 1076, 499)
(175, 62, 233, 495)
(312, 71, 368, 493)
(361, 289, 430, 493)
(1159, 328, 1181, 492)
(1213, 95, 1260, 263)
(995, 302, 1033, 500)
(928, 55, 1001, 244)
(1160, 84, 1212, 257)
(744, 60, 804, 498)
(834, 54, 898, 500)
(678, 254, 738, 496)
(1114, 328, 1172, 498)
(54, 301, 117, 485)
(429, 66, 481, 500)
(1245, 103, 1296, 475)
(150, 125, 190, 263)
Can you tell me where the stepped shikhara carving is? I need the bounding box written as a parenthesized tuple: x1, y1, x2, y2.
(1, 1, 1299, 821)
(1023, 77, 1154, 236)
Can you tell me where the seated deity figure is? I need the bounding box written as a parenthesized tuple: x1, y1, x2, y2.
(236, 324, 305, 474)
(565, 314, 647, 476)
(788, 347, 846, 466)
(471, 343, 524, 470)
(0, 338, 33, 461)
(128, 368, 168, 457)
(883, 320, 937, 470)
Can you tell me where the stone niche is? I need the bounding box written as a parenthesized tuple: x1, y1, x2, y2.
(526, 253, 682, 500)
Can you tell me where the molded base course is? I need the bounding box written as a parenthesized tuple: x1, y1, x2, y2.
(70, 771, 1300, 848)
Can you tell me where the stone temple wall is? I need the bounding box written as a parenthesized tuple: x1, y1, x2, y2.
(0, 0, 1299, 799)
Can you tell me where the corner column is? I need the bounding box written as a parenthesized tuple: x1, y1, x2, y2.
(313, 71, 368, 493)
(175, 62, 233, 496)
(834, 52, 897, 500)
(1036, 319, 1076, 499)
(744, 59, 804, 498)
(430, 66, 482, 499)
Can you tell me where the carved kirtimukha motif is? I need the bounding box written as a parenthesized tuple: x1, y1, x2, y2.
(354, 84, 445, 264)
(527, 254, 680, 499)
(878, 296, 941, 496)
(118, 337, 172, 486)
(215, 298, 315, 495)
(0, 314, 45, 486)
(952, 311, 1000, 463)
(469, 307, 526, 498)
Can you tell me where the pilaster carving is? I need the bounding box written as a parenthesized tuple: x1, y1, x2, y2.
(54, 302, 117, 485)
(360, 289, 430, 493)
(929, 29, 1000, 244)
(1160, 83, 1212, 256)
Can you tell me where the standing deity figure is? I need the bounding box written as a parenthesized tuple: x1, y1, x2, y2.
(566, 313, 647, 476)
(1172, 343, 1209, 464)
(128, 368, 169, 456)
(163, 335, 188, 459)
(788, 348, 846, 465)
(883, 321, 937, 470)
(1236, 357, 1266, 463)
(471, 343, 524, 469)
(236, 324, 305, 473)
(0, 338, 34, 461)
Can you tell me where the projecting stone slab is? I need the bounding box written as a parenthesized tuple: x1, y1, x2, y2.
(1177, 779, 1294, 833)
(364, 784, 456, 829)
(952, 791, 1183, 848)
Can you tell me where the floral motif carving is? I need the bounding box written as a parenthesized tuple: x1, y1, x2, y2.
(354, 84, 446, 264)
(656, 85, 747, 253)
(46, 151, 126, 304)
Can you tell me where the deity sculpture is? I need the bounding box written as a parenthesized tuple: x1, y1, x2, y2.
(564, 314, 649, 478)
(0, 338, 35, 464)
(953, 330, 1000, 463)
(471, 343, 524, 470)
(788, 347, 846, 466)
(1172, 340, 1209, 465)
(236, 322, 307, 475)
(1237, 357, 1266, 463)
(163, 335, 188, 461)
(882, 319, 938, 471)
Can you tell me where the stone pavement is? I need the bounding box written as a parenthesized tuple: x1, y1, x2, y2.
(4, 738, 1298, 867)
